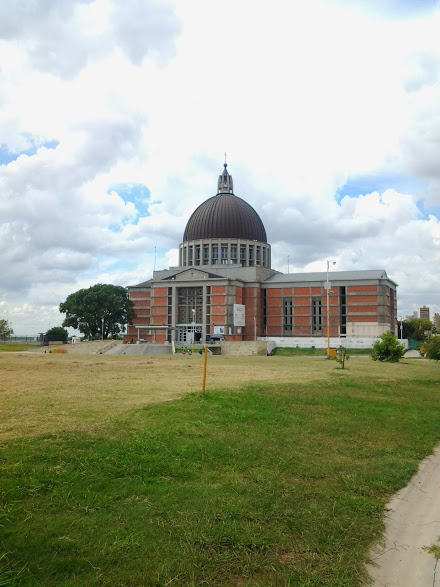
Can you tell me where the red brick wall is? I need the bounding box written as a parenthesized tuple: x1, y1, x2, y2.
(126, 288, 152, 342)
(242, 286, 263, 340)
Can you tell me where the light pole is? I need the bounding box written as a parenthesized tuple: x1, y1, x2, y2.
(399, 316, 403, 341)
(326, 260, 336, 355)
(102, 317, 104, 341)
(191, 308, 196, 351)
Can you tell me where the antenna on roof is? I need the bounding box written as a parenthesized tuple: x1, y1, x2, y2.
(154, 246, 157, 272)
(287, 255, 290, 273)
(224, 152, 227, 167)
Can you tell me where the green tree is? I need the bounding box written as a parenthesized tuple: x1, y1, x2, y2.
(46, 326, 69, 343)
(406, 318, 433, 341)
(335, 346, 350, 369)
(424, 337, 440, 361)
(371, 331, 406, 363)
(0, 319, 13, 340)
(59, 284, 135, 339)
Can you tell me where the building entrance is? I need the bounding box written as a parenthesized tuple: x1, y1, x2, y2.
(176, 325, 202, 343)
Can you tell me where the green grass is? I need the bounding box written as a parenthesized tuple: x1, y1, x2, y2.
(1, 364, 440, 585)
(272, 347, 371, 356)
(0, 343, 35, 352)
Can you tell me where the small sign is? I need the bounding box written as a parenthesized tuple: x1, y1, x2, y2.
(233, 304, 245, 327)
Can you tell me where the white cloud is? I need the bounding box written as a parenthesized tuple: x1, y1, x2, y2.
(1, 0, 440, 334)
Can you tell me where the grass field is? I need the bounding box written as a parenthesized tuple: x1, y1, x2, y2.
(0, 344, 36, 353)
(1, 352, 440, 585)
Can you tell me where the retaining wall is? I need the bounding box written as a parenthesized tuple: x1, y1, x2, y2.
(221, 341, 269, 356)
(259, 336, 409, 349)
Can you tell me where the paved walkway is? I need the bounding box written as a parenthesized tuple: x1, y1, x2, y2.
(366, 446, 440, 586)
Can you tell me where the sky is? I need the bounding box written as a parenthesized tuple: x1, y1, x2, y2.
(1, 0, 440, 335)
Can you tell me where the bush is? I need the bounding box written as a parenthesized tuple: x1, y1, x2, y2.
(46, 326, 68, 343)
(424, 337, 440, 361)
(335, 346, 350, 369)
(371, 332, 406, 363)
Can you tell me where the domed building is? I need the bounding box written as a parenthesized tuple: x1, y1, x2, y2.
(125, 164, 398, 347)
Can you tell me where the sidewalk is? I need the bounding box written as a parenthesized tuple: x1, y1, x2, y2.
(366, 446, 440, 586)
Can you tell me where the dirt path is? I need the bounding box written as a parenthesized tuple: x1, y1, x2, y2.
(366, 446, 440, 586)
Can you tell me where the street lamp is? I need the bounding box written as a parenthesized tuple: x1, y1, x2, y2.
(326, 260, 336, 355)
(101, 317, 104, 341)
(399, 316, 403, 341)
(191, 308, 196, 350)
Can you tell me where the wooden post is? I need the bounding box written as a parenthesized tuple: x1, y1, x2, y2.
(202, 345, 208, 395)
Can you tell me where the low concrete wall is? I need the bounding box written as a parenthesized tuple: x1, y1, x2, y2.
(259, 336, 409, 350)
(221, 341, 269, 356)
(31, 340, 122, 354)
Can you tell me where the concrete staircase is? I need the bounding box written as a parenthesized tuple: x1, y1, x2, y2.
(105, 343, 173, 356)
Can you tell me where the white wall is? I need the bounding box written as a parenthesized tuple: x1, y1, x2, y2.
(259, 336, 409, 349)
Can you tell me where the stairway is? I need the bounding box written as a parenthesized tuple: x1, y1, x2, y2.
(104, 343, 173, 356)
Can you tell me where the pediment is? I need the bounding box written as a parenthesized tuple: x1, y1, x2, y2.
(173, 269, 217, 281)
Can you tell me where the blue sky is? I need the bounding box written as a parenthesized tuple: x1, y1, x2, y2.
(0, 139, 58, 165)
(0, 0, 440, 334)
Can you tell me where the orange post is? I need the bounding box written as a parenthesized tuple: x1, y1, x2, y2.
(202, 345, 208, 395)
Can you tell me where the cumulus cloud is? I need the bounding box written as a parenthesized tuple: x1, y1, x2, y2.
(1, 0, 440, 334)
(0, 0, 181, 78)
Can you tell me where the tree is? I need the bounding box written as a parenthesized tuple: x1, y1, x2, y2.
(406, 318, 433, 342)
(59, 284, 135, 339)
(0, 319, 13, 340)
(335, 345, 349, 369)
(371, 331, 406, 363)
(46, 326, 69, 343)
(424, 337, 440, 361)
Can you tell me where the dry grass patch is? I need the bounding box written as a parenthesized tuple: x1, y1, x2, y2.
(0, 352, 435, 439)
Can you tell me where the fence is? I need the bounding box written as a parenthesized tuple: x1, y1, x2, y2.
(1, 336, 40, 343)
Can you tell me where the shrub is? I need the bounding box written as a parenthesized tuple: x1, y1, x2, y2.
(371, 332, 406, 363)
(46, 326, 68, 343)
(335, 346, 350, 369)
(424, 337, 440, 361)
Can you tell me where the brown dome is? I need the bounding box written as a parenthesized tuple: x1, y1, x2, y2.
(183, 164, 267, 243)
(183, 192, 267, 242)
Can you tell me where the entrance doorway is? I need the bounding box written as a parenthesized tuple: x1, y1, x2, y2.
(176, 325, 202, 343)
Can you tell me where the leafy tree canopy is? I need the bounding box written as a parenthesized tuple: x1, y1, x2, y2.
(0, 319, 13, 339)
(59, 284, 135, 339)
(405, 318, 434, 341)
(46, 326, 69, 342)
(371, 331, 406, 363)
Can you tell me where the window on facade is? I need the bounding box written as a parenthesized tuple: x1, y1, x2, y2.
(262, 289, 267, 330)
(195, 246, 200, 265)
(212, 246, 218, 264)
(312, 297, 322, 333)
(339, 286, 347, 335)
(206, 286, 211, 334)
(262, 247, 266, 267)
(240, 246, 246, 263)
(188, 246, 193, 265)
(177, 286, 204, 324)
(231, 245, 237, 263)
(390, 288, 396, 334)
(256, 247, 261, 265)
(203, 246, 209, 265)
(283, 297, 293, 333)
(221, 245, 228, 264)
(167, 287, 173, 342)
(249, 246, 254, 266)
